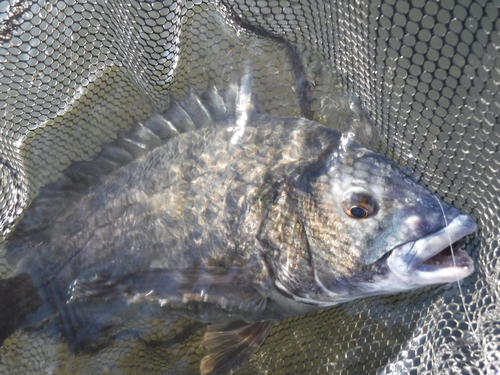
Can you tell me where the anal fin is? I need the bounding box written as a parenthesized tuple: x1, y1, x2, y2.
(200, 320, 276, 375)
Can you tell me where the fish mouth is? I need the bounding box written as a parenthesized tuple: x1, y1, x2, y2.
(387, 214, 477, 284)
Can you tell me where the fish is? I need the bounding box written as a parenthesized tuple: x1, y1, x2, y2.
(0, 75, 477, 375)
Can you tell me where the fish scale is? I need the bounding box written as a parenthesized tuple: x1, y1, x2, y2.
(0, 79, 477, 375)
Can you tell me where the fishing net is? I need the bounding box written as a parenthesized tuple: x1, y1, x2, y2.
(0, 0, 499, 374)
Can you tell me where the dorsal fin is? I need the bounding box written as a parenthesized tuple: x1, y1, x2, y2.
(8, 78, 258, 260)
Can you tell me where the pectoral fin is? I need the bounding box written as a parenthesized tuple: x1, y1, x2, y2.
(68, 267, 267, 318)
(200, 320, 276, 375)
(69, 268, 274, 373)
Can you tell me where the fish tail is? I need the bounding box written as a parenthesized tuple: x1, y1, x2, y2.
(0, 273, 43, 346)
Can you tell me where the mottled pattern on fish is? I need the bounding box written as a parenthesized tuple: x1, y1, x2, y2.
(19, 115, 336, 288)
(0, 80, 477, 375)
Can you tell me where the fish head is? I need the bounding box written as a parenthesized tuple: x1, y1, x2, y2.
(309, 137, 477, 301)
(261, 136, 477, 307)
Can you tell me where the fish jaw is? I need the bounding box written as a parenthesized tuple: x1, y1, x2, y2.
(387, 214, 477, 286)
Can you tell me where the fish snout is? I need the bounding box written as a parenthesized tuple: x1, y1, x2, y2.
(386, 214, 477, 286)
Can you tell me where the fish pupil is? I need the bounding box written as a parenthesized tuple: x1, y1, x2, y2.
(350, 206, 367, 218)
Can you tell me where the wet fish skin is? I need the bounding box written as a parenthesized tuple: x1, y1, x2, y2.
(252, 134, 474, 310)
(4, 112, 344, 337)
(0, 84, 477, 374)
(28, 116, 337, 285)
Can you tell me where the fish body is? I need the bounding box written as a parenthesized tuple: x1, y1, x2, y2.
(0, 80, 477, 374)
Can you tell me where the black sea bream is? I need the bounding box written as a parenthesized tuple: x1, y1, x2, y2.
(0, 77, 477, 375)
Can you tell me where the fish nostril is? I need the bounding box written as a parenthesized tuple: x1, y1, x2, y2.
(404, 215, 422, 233)
(407, 216, 433, 235)
(412, 218, 423, 232)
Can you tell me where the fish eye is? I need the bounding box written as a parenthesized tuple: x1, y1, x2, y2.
(342, 187, 376, 219)
(349, 206, 368, 218)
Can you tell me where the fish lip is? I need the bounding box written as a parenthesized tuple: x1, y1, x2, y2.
(387, 214, 477, 284)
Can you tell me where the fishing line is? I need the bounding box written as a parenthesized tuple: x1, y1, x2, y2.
(434, 196, 482, 349)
